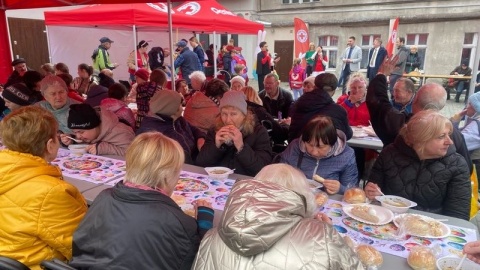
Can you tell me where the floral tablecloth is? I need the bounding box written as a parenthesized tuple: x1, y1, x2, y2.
(322, 199, 477, 259)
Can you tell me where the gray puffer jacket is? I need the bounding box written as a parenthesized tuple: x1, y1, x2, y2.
(368, 135, 471, 220)
(192, 180, 363, 270)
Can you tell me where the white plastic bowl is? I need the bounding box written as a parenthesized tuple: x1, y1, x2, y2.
(436, 256, 478, 270)
(205, 167, 234, 180)
(68, 144, 88, 155)
(375, 195, 417, 213)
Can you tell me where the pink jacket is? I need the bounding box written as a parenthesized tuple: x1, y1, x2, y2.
(93, 107, 135, 156)
(100, 98, 136, 130)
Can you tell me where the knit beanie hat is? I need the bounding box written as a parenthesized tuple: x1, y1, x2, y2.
(2, 83, 34, 106)
(149, 90, 182, 116)
(469, 92, 480, 113)
(135, 68, 150, 81)
(220, 91, 247, 115)
(230, 76, 245, 87)
(68, 104, 101, 130)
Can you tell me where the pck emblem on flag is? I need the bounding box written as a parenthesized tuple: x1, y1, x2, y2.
(297, 29, 308, 43)
(294, 18, 309, 67)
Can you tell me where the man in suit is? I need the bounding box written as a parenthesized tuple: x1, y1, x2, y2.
(388, 37, 409, 96)
(338, 36, 362, 94)
(367, 38, 387, 82)
(256, 41, 271, 91)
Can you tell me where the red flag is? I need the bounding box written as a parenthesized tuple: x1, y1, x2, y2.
(386, 18, 399, 57)
(294, 18, 309, 68)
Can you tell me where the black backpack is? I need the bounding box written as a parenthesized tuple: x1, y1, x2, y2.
(148, 47, 164, 70)
(91, 48, 99, 61)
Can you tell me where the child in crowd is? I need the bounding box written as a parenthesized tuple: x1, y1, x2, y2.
(60, 103, 135, 156)
(289, 58, 305, 101)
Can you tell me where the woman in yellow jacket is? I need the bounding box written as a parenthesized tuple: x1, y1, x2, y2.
(0, 106, 87, 270)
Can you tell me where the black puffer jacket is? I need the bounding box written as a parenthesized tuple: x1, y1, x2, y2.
(366, 74, 473, 173)
(70, 182, 202, 270)
(368, 136, 471, 220)
(195, 124, 273, 177)
(289, 88, 352, 142)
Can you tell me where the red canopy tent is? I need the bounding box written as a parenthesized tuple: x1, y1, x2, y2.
(45, 3, 193, 30)
(0, 0, 191, 83)
(174, 0, 263, 34)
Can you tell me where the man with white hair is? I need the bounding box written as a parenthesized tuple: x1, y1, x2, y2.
(188, 71, 207, 93)
(367, 56, 472, 172)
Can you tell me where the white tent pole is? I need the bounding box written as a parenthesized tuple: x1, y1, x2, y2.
(133, 25, 137, 72)
(45, 25, 52, 63)
(168, 0, 176, 92)
(213, 31, 217, 76)
(467, 32, 480, 100)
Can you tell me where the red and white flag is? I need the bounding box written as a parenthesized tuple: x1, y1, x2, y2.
(386, 18, 399, 57)
(294, 18, 309, 67)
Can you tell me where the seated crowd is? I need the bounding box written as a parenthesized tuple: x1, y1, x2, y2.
(0, 48, 478, 269)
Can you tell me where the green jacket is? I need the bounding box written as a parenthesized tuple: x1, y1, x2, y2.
(93, 46, 115, 71)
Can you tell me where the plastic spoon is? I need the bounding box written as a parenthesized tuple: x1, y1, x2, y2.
(376, 187, 386, 196)
(456, 254, 467, 270)
(65, 136, 83, 143)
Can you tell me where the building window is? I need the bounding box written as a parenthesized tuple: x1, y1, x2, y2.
(318, 35, 338, 69)
(199, 34, 209, 49)
(462, 33, 478, 69)
(283, 0, 319, 3)
(360, 34, 381, 69)
(405, 33, 428, 70)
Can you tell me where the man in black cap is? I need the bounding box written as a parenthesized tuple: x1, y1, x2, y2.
(4, 58, 31, 88)
(450, 59, 473, 103)
(92, 37, 119, 72)
(173, 40, 202, 87)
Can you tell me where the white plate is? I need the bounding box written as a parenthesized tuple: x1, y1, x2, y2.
(362, 126, 377, 137)
(343, 204, 394, 225)
(393, 213, 451, 239)
(352, 131, 369, 138)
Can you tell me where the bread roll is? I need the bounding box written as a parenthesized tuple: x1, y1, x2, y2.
(344, 188, 366, 204)
(356, 244, 383, 267)
(313, 174, 325, 183)
(351, 205, 380, 223)
(407, 246, 436, 270)
(171, 194, 186, 206)
(315, 192, 329, 206)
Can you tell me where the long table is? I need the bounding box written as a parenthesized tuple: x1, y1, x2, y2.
(403, 74, 472, 85)
(347, 136, 383, 151)
(63, 157, 478, 270)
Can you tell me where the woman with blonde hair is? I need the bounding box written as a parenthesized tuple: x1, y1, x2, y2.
(70, 132, 214, 269)
(337, 72, 370, 126)
(365, 110, 471, 220)
(304, 42, 316, 76)
(192, 163, 363, 270)
(0, 106, 87, 269)
(196, 91, 272, 176)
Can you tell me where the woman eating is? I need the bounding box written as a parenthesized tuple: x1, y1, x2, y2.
(196, 91, 272, 176)
(365, 110, 471, 220)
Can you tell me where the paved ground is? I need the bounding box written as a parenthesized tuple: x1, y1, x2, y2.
(248, 78, 466, 119)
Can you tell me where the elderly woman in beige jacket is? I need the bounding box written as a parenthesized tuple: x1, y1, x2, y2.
(192, 164, 363, 270)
